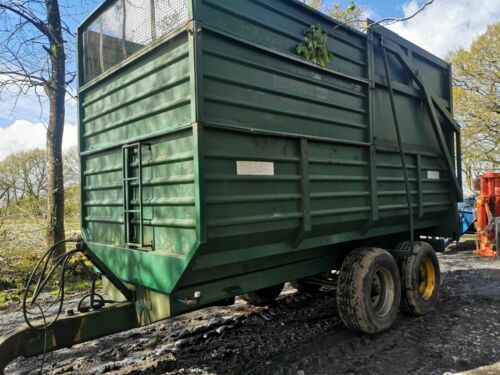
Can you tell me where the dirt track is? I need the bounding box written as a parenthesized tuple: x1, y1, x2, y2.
(3, 240, 500, 375)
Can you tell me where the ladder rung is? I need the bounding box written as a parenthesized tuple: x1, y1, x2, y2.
(123, 142, 143, 247)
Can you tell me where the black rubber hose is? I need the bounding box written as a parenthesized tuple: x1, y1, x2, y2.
(22, 239, 82, 330)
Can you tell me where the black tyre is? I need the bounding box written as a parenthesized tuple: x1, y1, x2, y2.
(397, 241, 440, 316)
(337, 248, 401, 334)
(241, 283, 284, 306)
(291, 273, 328, 293)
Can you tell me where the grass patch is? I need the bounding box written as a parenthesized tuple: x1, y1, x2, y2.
(0, 214, 92, 309)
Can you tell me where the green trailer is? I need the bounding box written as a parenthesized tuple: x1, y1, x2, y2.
(0, 0, 462, 369)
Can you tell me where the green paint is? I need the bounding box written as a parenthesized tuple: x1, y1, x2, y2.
(77, 0, 461, 314)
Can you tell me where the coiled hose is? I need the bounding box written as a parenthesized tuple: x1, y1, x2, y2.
(21, 237, 114, 373)
(22, 237, 84, 330)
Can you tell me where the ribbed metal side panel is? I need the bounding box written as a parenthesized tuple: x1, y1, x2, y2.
(82, 129, 196, 256)
(199, 0, 367, 77)
(79, 32, 197, 257)
(201, 29, 368, 143)
(201, 128, 372, 241)
(204, 128, 302, 240)
(80, 34, 192, 151)
(375, 151, 451, 218)
(82, 148, 124, 245)
(179, 127, 451, 289)
(201, 129, 450, 245)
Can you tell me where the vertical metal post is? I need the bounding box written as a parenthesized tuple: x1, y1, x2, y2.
(193, 123, 207, 243)
(122, 143, 143, 247)
(448, 62, 462, 195)
(76, 29, 86, 233)
(150, 0, 157, 41)
(416, 155, 423, 218)
(292, 138, 311, 248)
(138, 144, 144, 247)
(380, 37, 414, 245)
(99, 17, 105, 73)
(122, 147, 129, 245)
(366, 29, 379, 222)
(300, 138, 311, 233)
(121, 0, 128, 58)
(456, 131, 462, 194)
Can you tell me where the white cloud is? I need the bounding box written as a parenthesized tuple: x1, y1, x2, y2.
(388, 0, 500, 58)
(362, 5, 379, 22)
(0, 120, 77, 160)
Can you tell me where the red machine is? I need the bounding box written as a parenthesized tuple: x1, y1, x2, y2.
(474, 173, 500, 258)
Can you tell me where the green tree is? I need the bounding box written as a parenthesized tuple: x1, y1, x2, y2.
(449, 24, 500, 190)
(0, 148, 82, 307)
(0, 148, 80, 229)
(0, 148, 81, 296)
(0, 0, 74, 256)
(0, 149, 48, 223)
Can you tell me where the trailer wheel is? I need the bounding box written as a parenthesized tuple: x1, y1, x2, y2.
(241, 283, 284, 306)
(397, 241, 440, 315)
(336, 248, 401, 334)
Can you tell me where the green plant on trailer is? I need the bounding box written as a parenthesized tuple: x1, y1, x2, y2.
(296, 25, 331, 67)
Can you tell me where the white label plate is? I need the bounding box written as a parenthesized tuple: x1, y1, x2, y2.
(237, 161, 274, 176)
(427, 170, 440, 180)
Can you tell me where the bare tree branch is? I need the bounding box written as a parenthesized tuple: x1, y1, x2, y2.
(0, 3, 48, 36)
(315, 0, 435, 34)
(364, 0, 434, 30)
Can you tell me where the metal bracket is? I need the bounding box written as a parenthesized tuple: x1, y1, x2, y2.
(82, 243, 135, 302)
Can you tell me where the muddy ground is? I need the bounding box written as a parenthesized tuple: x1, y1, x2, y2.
(2, 240, 499, 375)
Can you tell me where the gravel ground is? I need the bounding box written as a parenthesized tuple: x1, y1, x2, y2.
(2, 240, 499, 375)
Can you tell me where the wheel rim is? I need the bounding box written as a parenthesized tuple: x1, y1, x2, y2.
(369, 267, 395, 318)
(418, 257, 436, 300)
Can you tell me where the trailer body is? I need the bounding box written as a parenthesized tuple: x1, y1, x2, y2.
(0, 2, 465, 369)
(76, 0, 461, 318)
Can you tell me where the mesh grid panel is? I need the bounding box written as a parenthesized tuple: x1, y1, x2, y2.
(82, 0, 189, 84)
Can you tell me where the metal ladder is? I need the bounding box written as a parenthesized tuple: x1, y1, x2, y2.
(122, 143, 144, 248)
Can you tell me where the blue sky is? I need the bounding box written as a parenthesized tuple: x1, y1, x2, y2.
(323, 0, 402, 18)
(1, 0, 499, 158)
